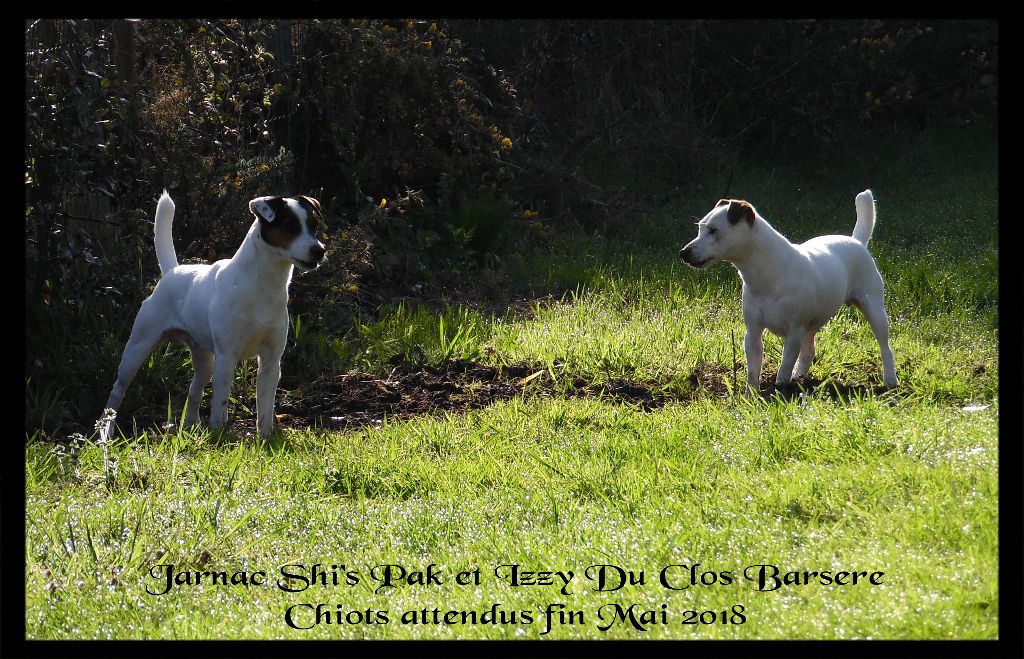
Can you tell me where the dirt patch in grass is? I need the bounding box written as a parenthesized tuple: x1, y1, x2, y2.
(274, 361, 532, 430)
(60, 359, 908, 439)
(267, 358, 744, 433)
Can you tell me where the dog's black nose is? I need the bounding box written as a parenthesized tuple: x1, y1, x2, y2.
(310, 243, 326, 262)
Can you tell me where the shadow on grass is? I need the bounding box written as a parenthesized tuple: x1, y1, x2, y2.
(767, 377, 903, 403)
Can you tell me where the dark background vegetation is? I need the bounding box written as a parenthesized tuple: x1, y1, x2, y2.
(24, 18, 998, 436)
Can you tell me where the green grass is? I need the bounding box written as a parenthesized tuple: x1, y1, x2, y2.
(24, 398, 998, 639)
(24, 125, 999, 640)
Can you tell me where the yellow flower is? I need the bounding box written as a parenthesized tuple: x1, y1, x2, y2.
(500, 137, 512, 150)
(874, 98, 882, 106)
(379, 198, 387, 208)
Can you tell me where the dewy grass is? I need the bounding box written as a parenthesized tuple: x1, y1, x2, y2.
(24, 128, 998, 641)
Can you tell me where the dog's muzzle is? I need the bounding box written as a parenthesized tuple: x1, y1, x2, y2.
(680, 245, 710, 268)
(296, 243, 326, 271)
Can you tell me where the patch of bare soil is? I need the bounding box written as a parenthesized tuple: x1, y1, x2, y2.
(274, 361, 532, 430)
(270, 359, 738, 432)
(73, 358, 919, 439)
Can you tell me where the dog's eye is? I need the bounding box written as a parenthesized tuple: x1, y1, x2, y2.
(708, 227, 718, 235)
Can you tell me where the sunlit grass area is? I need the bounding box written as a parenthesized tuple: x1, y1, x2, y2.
(25, 126, 998, 640)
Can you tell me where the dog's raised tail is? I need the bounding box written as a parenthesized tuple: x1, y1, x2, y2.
(154, 190, 178, 274)
(852, 189, 876, 245)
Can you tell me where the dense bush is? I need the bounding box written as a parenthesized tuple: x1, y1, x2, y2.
(274, 19, 536, 287)
(451, 19, 997, 185)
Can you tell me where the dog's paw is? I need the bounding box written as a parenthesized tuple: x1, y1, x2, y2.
(742, 382, 765, 398)
(95, 408, 118, 441)
(772, 380, 806, 400)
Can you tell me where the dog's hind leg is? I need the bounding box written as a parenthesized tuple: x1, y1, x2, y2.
(100, 305, 168, 440)
(184, 345, 214, 428)
(857, 295, 899, 388)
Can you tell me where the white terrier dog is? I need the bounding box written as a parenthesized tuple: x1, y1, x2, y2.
(98, 191, 326, 440)
(680, 190, 898, 393)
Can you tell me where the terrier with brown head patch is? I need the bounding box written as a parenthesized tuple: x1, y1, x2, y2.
(98, 191, 327, 440)
(680, 190, 898, 394)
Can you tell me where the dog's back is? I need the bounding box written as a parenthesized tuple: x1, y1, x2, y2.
(799, 235, 885, 301)
(797, 188, 883, 300)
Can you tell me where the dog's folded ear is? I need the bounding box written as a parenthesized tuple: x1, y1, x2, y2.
(726, 200, 755, 226)
(716, 199, 731, 207)
(249, 196, 280, 222)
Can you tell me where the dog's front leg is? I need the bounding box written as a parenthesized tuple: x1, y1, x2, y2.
(255, 352, 282, 437)
(743, 327, 765, 395)
(793, 331, 816, 379)
(775, 332, 805, 386)
(209, 351, 240, 431)
(184, 346, 214, 427)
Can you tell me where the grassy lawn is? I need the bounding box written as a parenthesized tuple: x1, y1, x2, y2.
(24, 127, 999, 641)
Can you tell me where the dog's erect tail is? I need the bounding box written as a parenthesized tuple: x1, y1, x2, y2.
(154, 190, 178, 275)
(852, 189, 876, 245)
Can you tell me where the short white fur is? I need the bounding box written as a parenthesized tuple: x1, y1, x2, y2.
(98, 190, 326, 439)
(680, 190, 898, 393)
